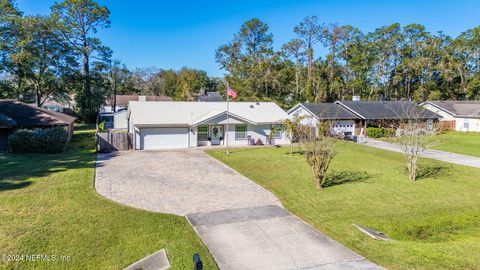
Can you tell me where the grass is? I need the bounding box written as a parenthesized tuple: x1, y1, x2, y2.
(207, 143, 480, 269)
(429, 131, 480, 157)
(0, 124, 217, 269)
(380, 131, 480, 157)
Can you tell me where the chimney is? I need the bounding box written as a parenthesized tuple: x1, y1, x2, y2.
(352, 96, 360, 101)
(138, 96, 146, 102)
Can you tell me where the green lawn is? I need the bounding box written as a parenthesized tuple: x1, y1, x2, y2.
(0, 125, 217, 269)
(207, 143, 480, 270)
(429, 131, 480, 157)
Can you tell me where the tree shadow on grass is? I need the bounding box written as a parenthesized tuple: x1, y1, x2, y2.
(322, 170, 373, 188)
(416, 164, 453, 180)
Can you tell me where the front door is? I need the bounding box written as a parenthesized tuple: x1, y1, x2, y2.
(211, 126, 224, 145)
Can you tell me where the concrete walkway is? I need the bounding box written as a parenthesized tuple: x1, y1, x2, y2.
(364, 139, 480, 168)
(95, 150, 383, 270)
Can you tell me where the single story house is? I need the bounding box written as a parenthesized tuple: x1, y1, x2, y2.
(127, 101, 290, 150)
(287, 103, 361, 137)
(288, 100, 440, 137)
(421, 101, 480, 132)
(102, 95, 173, 113)
(0, 100, 76, 151)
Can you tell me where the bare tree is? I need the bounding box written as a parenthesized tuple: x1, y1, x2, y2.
(300, 120, 336, 188)
(394, 102, 438, 181)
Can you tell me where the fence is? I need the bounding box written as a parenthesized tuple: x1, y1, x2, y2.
(439, 120, 456, 131)
(96, 132, 132, 152)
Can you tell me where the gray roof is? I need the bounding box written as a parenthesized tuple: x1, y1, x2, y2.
(426, 101, 480, 118)
(198, 92, 225, 102)
(336, 101, 440, 120)
(300, 103, 360, 120)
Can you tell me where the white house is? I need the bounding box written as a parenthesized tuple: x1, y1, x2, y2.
(422, 101, 480, 132)
(127, 101, 290, 150)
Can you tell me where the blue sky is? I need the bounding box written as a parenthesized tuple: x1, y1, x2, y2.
(16, 0, 480, 77)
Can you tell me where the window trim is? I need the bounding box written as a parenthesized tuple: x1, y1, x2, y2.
(235, 125, 247, 140)
(198, 125, 209, 141)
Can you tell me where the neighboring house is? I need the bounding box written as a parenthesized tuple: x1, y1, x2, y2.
(101, 95, 173, 113)
(287, 103, 361, 137)
(0, 100, 76, 151)
(422, 101, 480, 132)
(127, 101, 290, 150)
(288, 100, 440, 137)
(197, 92, 225, 102)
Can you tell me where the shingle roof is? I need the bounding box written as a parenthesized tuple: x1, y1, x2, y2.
(198, 92, 225, 102)
(426, 101, 480, 118)
(106, 95, 173, 106)
(128, 101, 289, 126)
(299, 103, 360, 120)
(0, 100, 76, 127)
(337, 101, 440, 120)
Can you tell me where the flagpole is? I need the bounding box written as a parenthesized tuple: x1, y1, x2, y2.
(226, 81, 230, 154)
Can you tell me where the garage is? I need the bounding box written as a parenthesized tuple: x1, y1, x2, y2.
(139, 127, 189, 150)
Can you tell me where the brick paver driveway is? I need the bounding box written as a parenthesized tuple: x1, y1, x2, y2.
(95, 150, 383, 270)
(95, 150, 281, 215)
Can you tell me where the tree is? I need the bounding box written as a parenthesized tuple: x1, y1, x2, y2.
(394, 103, 438, 181)
(300, 121, 336, 188)
(294, 16, 323, 98)
(14, 15, 77, 107)
(52, 0, 111, 122)
(282, 115, 307, 155)
(281, 39, 306, 97)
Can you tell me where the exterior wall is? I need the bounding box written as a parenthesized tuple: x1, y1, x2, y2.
(101, 105, 127, 113)
(189, 126, 197, 147)
(113, 111, 128, 129)
(422, 103, 455, 120)
(289, 106, 319, 127)
(455, 117, 480, 132)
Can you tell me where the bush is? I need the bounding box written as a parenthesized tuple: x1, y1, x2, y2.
(8, 128, 68, 153)
(8, 129, 38, 153)
(367, 127, 395, 138)
(37, 128, 68, 153)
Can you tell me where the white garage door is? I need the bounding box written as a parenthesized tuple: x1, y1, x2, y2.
(140, 127, 189, 150)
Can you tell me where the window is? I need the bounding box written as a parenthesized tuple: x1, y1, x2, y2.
(198, 126, 208, 141)
(464, 119, 470, 130)
(235, 125, 247, 140)
(271, 124, 282, 139)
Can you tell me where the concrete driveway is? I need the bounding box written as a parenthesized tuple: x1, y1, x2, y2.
(95, 150, 383, 270)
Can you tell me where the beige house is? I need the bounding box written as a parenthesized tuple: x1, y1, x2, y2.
(422, 101, 480, 132)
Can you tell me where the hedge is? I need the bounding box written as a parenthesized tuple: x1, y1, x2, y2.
(8, 128, 68, 153)
(366, 127, 395, 138)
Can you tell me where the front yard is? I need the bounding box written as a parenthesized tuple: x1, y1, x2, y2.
(207, 143, 480, 269)
(0, 125, 217, 269)
(429, 131, 480, 157)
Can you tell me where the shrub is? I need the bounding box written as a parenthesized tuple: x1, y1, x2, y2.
(8, 129, 38, 153)
(8, 128, 68, 153)
(36, 128, 68, 153)
(367, 127, 395, 138)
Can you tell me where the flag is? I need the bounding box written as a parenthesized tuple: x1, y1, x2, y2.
(227, 87, 237, 99)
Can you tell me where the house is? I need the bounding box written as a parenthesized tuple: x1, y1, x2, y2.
(197, 92, 225, 102)
(422, 101, 480, 132)
(287, 103, 361, 137)
(288, 100, 440, 137)
(102, 95, 173, 113)
(0, 100, 76, 151)
(127, 101, 290, 150)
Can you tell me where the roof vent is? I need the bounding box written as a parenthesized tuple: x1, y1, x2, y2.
(256, 102, 260, 105)
(139, 96, 146, 102)
(250, 105, 254, 108)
